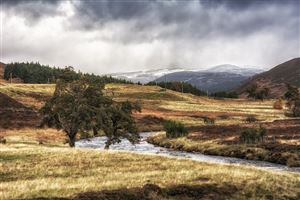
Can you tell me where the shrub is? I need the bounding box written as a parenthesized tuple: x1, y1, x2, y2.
(203, 117, 215, 125)
(245, 115, 257, 123)
(273, 99, 283, 110)
(164, 120, 188, 138)
(0, 136, 6, 144)
(240, 127, 266, 144)
(291, 100, 300, 117)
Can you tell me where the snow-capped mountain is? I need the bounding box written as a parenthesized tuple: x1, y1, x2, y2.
(155, 71, 250, 93)
(110, 67, 186, 84)
(203, 64, 264, 76)
(111, 64, 265, 92)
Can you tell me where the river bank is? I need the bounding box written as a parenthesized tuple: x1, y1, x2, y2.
(76, 132, 300, 173)
(147, 132, 300, 168)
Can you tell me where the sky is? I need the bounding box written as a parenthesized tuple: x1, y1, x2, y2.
(0, 0, 299, 74)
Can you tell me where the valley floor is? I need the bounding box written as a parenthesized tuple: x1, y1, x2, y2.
(1, 83, 300, 199)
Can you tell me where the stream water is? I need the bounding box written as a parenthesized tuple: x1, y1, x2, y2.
(76, 132, 300, 173)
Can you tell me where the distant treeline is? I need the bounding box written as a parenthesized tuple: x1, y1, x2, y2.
(4, 62, 132, 84)
(147, 81, 206, 96)
(210, 91, 238, 99)
(147, 81, 238, 98)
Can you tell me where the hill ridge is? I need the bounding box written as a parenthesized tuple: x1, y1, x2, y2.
(239, 57, 300, 98)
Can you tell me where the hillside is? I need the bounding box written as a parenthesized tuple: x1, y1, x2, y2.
(1, 83, 300, 200)
(112, 65, 263, 92)
(0, 83, 287, 132)
(155, 71, 250, 93)
(110, 67, 185, 84)
(204, 64, 264, 76)
(239, 58, 300, 98)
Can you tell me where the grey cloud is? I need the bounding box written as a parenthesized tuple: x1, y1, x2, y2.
(1, 0, 299, 73)
(1, 0, 62, 23)
(202, 0, 298, 10)
(2, 0, 298, 41)
(67, 0, 299, 44)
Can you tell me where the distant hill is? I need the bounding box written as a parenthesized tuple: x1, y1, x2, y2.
(110, 67, 186, 84)
(204, 64, 264, 76)
(239, 58, 300, 98)
(112, 65, 264, 93)
(155, 71, 251, 93)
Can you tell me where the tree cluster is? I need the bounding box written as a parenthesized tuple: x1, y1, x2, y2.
(147, 81, 206, 96)
(246, 83, 270, 100)
(284, 84, 300, 117)
(210, 91, 238, 99)
(40, 75, 140, 148)
(4, 62, 132, 84)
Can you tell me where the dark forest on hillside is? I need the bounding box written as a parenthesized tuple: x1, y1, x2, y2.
(4, 62, 132, 84)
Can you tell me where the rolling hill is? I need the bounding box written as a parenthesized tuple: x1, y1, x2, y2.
(155, 71, 250, 93)
(112, 65, 264, 93)
(239, 58, 300, 98)
(110, 67, 186, 84)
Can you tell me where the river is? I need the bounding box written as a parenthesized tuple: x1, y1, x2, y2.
(76, 132, 300, 173)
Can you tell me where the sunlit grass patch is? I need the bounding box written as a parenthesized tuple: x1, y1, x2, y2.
(0, 142, 299, 200)
(0, 84, 55, 109)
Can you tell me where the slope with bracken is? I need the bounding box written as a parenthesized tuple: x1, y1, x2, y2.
(239, 58, 300, 98)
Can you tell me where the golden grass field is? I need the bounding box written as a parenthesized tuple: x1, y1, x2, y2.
(0, 83, 299, 199)
(1, 140, 300, 200)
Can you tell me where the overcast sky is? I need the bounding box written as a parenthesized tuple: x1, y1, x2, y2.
(0, 0, 299, 74)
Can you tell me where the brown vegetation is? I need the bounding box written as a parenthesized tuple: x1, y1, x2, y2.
(239, 58, 300, 98)
(0, 92, 39, 129)
(149, 119, 300, 166)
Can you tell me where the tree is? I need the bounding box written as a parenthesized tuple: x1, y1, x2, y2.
(40, 77, 140, 147)
(246, 83, 269, 100)
(284, 84, 300, 117)
(246, 83, 258, 99)
(102, 101, 141, 149)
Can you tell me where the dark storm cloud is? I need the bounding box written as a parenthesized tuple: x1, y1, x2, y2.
(1, 0, 62, 22)
(2, 0, 298, 40)
(67, 0, 299, 42)
(203, 0, 299, 10)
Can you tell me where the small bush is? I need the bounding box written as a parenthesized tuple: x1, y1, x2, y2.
(0, 136, 6, 144)
(203, 117, 215, 125)
(273, 99, 283, 110)
(240, 127, 266, 144)
(245, 115, 257, 123)
(164, 120, 188, 138)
